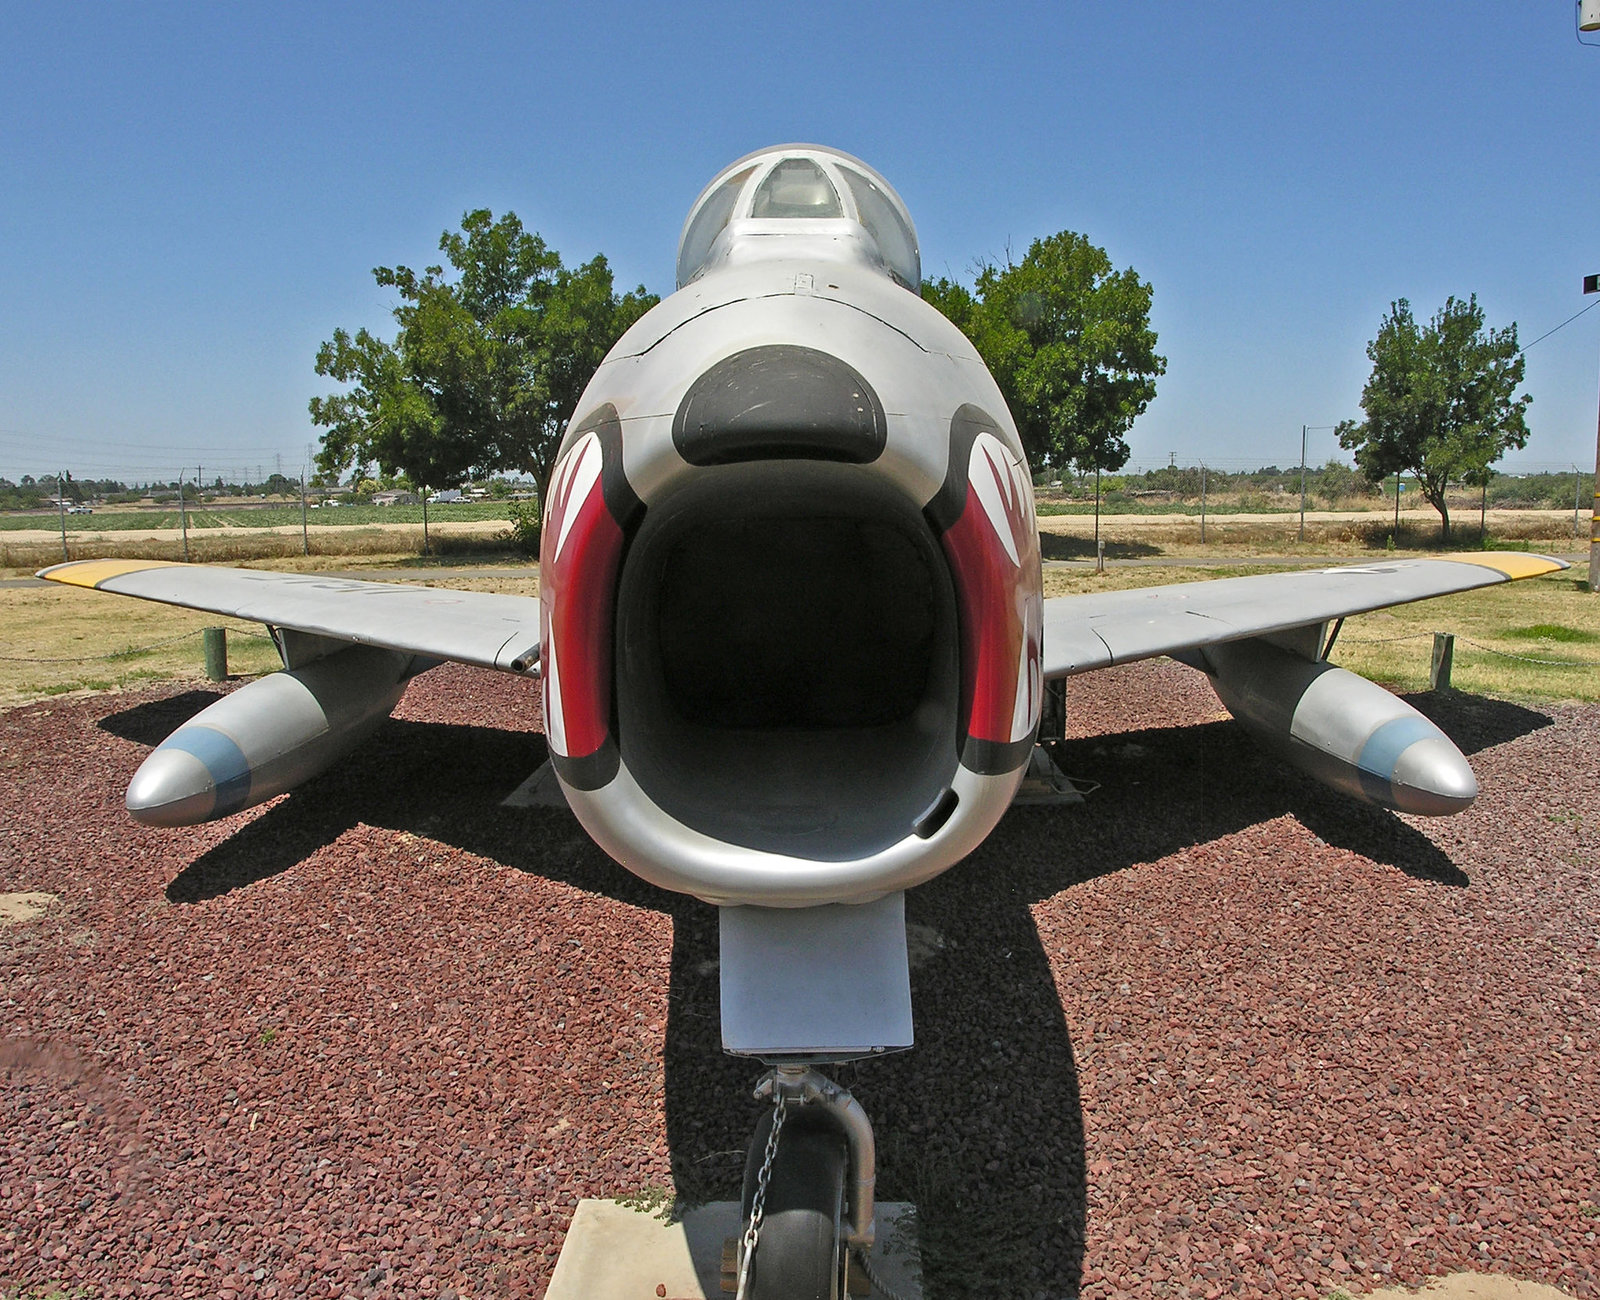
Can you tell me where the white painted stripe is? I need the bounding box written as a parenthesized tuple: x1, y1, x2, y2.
(968, 433, 1024, 568)
(543, 635, 567, 757)
(551, 433, 602, 564)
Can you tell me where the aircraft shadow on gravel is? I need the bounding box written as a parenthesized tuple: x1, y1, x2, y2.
(96, 690, 224, 747)
(116, 685, 1553, 1296)
(1403, 689, 1553, 756)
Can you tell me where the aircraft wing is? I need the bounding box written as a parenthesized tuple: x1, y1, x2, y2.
(37, 559, 542, 675)
(1042, 552, 1568, 678)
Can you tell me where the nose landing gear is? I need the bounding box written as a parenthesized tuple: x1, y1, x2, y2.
(728, 1065, 892, 1300)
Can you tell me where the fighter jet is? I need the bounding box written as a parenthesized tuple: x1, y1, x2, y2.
(40, 145, 1565, 1298)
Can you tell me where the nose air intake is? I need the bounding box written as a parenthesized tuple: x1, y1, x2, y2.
(672, 345, 887, 466)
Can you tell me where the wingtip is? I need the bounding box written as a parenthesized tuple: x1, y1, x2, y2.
(1436, 552, 1570, 580)
(35, 558, 185, 588)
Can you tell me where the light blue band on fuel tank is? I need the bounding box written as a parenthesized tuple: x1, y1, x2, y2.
(1354, 714, 1440, 804)
(1356, 715, 1441, 779)
(159, 727, 254, 816)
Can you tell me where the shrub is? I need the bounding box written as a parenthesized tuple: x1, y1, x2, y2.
(503, 500, 541, 556)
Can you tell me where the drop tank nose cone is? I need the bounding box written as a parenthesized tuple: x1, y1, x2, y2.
(125, 746, 219, 826)
(1390, 736, 1478, 816)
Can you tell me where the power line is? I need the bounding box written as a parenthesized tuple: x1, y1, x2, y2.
(1519, 297, 1600, 353)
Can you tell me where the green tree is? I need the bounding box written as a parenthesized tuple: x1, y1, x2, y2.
(920, 276, 979, 337)
(311, 210, 657, 504)
(1337, 295, 1529, 539)
(925, 233, 1165, 476)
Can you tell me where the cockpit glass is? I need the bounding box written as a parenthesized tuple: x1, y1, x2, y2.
(749, 158, 843, 220)
(838, 166, 919, 289)
(677, 165, 756, 286)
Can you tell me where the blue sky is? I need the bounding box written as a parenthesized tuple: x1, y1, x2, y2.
(2, 2, 1598, 485)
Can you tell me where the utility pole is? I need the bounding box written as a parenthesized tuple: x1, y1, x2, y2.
(1200, 462, 1208, 544)
(300, 467, 309, 555)
(1299, 425, 1307, 542)
(1297, 425, 1336, 544)
(1093, 464, 1102, 569)
(178, 471, 190, 562)
(1584, 272, 1600, 589)
(57, 469, 68, 562)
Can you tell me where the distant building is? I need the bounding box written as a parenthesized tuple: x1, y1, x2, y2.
(372, 490, 419, 506)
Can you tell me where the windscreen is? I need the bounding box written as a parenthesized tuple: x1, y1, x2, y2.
(839, 165, 920, 289)
(750, 158, 843, 220)
(677, 165, 755, 286)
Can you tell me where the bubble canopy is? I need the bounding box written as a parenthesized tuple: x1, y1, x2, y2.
(675, 145, 921, 292)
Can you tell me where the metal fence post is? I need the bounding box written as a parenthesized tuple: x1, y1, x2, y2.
(1430, 633, 1454, 692)
(203, 627, 228, 682)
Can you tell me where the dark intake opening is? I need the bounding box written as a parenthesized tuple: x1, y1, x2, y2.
(614, 464, 959, 860)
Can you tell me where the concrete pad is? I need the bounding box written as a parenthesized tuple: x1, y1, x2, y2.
(501, 761, 570, 809)
(1009, 746, 1086, 806)
(546, 1199, 922, 1299)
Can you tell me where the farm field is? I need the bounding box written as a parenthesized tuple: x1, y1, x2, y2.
(0, 501, 514, 531)
(1, 501, 1589, 575)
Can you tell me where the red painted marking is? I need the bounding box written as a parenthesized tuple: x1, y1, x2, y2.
(939, 440, 1042, 750)
(540, 442, 624, 760)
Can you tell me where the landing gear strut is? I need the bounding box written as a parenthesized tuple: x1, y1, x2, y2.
(729, 1065, 879, 1300)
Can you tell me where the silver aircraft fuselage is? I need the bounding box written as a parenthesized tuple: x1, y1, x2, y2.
(539, 145, 1043, 907)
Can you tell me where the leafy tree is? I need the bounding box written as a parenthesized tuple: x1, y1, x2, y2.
(920, 276, 979, 338)
(311, 210, 657, 505)
(925, 233, 1165, 476)
(1337, 295, 1529, 538)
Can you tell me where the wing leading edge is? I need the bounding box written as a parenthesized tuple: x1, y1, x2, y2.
(1041, 552, 1569, 678)
(37, 559, 542, 675)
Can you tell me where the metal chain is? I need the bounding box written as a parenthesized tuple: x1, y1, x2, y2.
(0, 630, 204, 663)
(851, 1246, 916, 1300)
(1339, 632, 1433, 645)
(735, 1091, 787, 1300)
(1335, 632, 1599, 666)
(1457, 636, 1600, 667)
(0, 621, 274, 664)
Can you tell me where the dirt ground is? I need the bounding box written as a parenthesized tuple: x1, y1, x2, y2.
(1362, 1274, 1578, 1300)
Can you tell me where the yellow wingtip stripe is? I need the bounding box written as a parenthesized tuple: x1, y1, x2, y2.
(1435, 553, 1568, 580)
(37, 559, 187, 588)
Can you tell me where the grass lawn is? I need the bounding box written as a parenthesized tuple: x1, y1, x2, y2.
(4, 546, 1594, 707)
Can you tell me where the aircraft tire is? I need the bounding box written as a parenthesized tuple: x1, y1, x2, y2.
(739, 1108, 848, 1300)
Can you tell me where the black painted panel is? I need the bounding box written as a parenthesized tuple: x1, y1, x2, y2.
(672, 345, 887, 465)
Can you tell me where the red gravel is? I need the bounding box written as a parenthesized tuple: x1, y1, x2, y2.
(1, 659, 1596, 1299)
